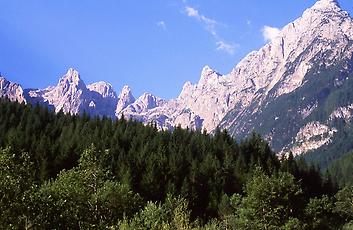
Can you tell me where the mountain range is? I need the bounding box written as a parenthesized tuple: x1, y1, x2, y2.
(1, 0, 353, 166)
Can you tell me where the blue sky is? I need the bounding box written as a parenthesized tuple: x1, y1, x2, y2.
(0, 0, 352, 99)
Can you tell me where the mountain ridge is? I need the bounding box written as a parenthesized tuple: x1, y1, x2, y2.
(1, 0, 353, 160)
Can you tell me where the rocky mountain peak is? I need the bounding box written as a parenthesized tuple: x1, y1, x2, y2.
(219, 0, 353, 158)
(0, 76, 26, 103)
(137, 93, 162, 110)
(201, 65, 214, 75)
(302, 0, 348, 22)
(116, 91, 166, 119)
(115, 85, 135, 114)
(59, 68, 84, 87)
(182, 81, 193, 89)
(0, 76, 9, 86)
(201, 65, 218, 78)
(311, 0, 341, 11)
(199, 65, 221, 85)
(87, 81, 117, 99)
(178, 81, 194, 100)
(1, 0, 353, 160)
(35, 69, 89, 114)
(119, 85, 133, 98)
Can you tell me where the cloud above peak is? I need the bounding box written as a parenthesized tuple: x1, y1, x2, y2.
(185, 6, 198, 17)
(262, 26, 281, 42)
(216, 41, 238, 55)
(157, 21, 167, 30)
(185, 6, 218, 35)
(184, 6, 238, 55)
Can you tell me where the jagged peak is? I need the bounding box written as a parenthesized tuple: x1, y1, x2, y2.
(60, 68, 82, 85)
(88, 81, 114, 92)
(0, 76, 8, 83)
(0, 76, 25, 103)
(120, 85, 132, 93)
(309, 0, 341, 12)
(178, 81, 194, 100)
(115, 85, 135, 114)
(314, 0, 339, 7)
(89, 81, 113, 88)
(88, 81, 117, 99)
(119, 85, 134, 99)
(0, 76, 10, 90)
(66, 67, 79, 76)
(139, 92, 156, 99)
(201, 65, 216, 76)
(0, 76, 21, 88)
(199, 65, 221, 84)
(182, 81, 193, 90)
(136, 92, 165, 105)
(135, 92, 165, 109)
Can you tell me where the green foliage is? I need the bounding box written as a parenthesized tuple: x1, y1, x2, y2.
(0, 98, 285, 219)
(33, 145, 142, 228)
(0, 147, 35, 228)
(282, 218, 306, 230)
(304, 196, 337, 229)
(343, 221, 353, 230)
(119, 196, 196, 230)
(216, 169, 351, 230)
(0, 99, 351, 228)
(227, 168, 304, 229)
(223, 61, 353, 170)
(329, 151, 353, 187)
(302, 188, 353, 230)
(334, 186, 353, 222)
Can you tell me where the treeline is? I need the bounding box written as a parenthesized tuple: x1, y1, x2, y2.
(329, 151, 353, 187)
(0, 98, 352, 229)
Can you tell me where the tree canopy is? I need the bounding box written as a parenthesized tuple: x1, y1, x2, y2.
(0, 99, 351, 229)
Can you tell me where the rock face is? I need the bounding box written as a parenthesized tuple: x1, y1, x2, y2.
(113, 65, 235, 131)
(220, 0, 353, 118)
(329, 104, 353, 122)
(35, 68, 90, 114)
(88, 81, 117, 99)
(21, 69, 117, 116)
(286, 122, 338, 156)
(0, 77, 26, 103)
(214, 0, 353, 167)
(1, 0, 353, 164)
(116, 0, 353, 138)
(115, 86, 135, 115)
(87, 81, 118, 117)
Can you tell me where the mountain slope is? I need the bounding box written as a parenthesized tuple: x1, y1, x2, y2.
(116, 0, 353, 138)
(0, 76, 26, 103)
(218, 0, 353, 164)
(1, 0, 353, 163)
(329, 151, 353, 187)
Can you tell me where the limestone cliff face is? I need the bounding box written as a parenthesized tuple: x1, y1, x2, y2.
(2, 0, 353, 159)
(120, 0, 353, 135)
(0, 77, 26, 103)
(219, 0, 353, 157)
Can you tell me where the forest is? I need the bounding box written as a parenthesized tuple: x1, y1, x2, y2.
(0, 98, 352, 229)
(329, 151, 353, 187)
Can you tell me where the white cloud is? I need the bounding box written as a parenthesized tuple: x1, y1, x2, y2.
(157, 21, 167, 30)
(184, 6, 238, 55)
(262, 26, 281, 42)
(185, 6, 198, 17)
(246, 20, 252, 26)
(185, 6, 217, 35)
(216, 41, 238, 55)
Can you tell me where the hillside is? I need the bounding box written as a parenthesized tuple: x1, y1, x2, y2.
(329, 151, 353, 187)
(1, 1, 353, 166)
(0, 99, 352, 228)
